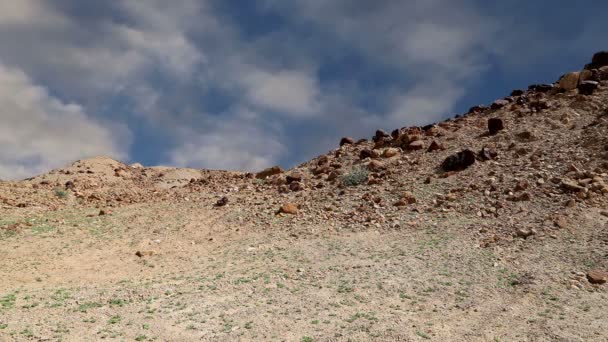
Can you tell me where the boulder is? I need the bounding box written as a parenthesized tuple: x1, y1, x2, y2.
(441, 149, 476, 171)
(578, 80, 599, 95)
(256, 166, 284, 179)
(558, 72, 580, 90)
(278, 203, 298, 215)
(408, 140, 425, 150)
(339, 137, 355, 146)
(488, 118, 504, 135)
(427, 140, 444, 152)
(585, 51, 608, 70)
(491, 99, 509, 110)
(286, 173, 303, 184)
(360, 149, 379, 160)
(587, 270, 608, 284)
(382, 148, 400, 158)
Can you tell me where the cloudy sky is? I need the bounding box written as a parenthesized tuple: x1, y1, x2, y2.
(1, 1, 606, 179)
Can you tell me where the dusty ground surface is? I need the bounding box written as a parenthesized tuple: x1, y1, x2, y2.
(1, 56, 608, 341)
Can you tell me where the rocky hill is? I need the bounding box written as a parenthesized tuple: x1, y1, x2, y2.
(0, 52, 607, 341)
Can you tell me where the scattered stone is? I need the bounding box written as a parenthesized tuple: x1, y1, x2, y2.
(286, 173, 303, 184)
(367, 160, 385, 171)
(340, 137, 355, 146)
(427, 141, 444, 152)
(256, 166, 284, 179)
(408, 140, 425, 150)
(528, 84, 554, 92)
(441, 149, 476, 171)
(491, 99, 509, 110)
(468, 105, 488, 114)
(215, 196, 229, 207)
(478, 147, 497, 161)
(587, 270, 608, 284)
(373, 129, 390, 142)
(488, 118, 504, 135)
(382, 148, 400, 158)
(515, 228, 535, 239)
(99, 209, 107, 216)
(360, 149, 379, 160)
(561, 180, 587, 193)
(401, 192, 417, 204)
(135, 251, 155, 258)
(289, 182, 304, 192)
(278, 203, 299, 215)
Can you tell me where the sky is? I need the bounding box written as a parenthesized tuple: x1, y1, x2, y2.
(1, 0, 607, 179)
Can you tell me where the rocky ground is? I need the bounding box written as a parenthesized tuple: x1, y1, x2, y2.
(1, 53, 608, 341)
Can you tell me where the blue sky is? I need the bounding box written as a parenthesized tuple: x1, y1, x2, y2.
(0, 0, 606, 179)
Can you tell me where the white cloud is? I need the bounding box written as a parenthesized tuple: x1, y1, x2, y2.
(0, 63, 129, 180)
(0, 0, 66, 27)
(169, 112, 286, 171)
(240, 69, 321, 116)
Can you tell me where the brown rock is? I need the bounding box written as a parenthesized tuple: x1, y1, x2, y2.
(289, 182, 304, 192)
(382, 148, 400, 158)
(340, 137, 355, 146)
(427, 140, 444, 152)
(408, 140, 424, 150)
(286, 173, 303, 184)
(587, 270, 608, 284)
(360, 149, 379, 160)
(401, 192, 417, 204)
(367, 160, 385, 171)
(278, 203, 298, 215)
(558, 72, 580, 90)
(312, 165, 331, 176)
(256, 166, 284, 179)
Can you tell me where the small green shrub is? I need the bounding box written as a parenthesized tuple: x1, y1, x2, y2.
(341, 167, 369, 186)
(53, 188, 68, 199)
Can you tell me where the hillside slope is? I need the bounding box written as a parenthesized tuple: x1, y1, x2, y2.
(0, 52, 607, 341)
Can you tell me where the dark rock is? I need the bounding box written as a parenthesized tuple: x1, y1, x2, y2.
(256, 166, 284, 179)
(286, 173, 303, 184)
(529, 100, 550, 111)
(491, 99, 509, 110)
(510, 89, 525, 96)
(356, 138, 368, 144)
(215, 196, 229, 207)
(372, 129, 390, 142)
(340, 137, 355, 146)
(427, 140, 444, 152)
(578, 80, 599, 95)
(488, 118, 504, 135)
(360, 149, 379, 160)
(441, 149, 476, 171)
(478, 147, 498, 161)
(289, 182, 304, 192)
(585, 51, 608, 70)
(528, 84, 554, 92)
(468, 105, 487, 114)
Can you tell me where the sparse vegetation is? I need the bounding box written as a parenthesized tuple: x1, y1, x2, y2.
(341, 166, 369, 186)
